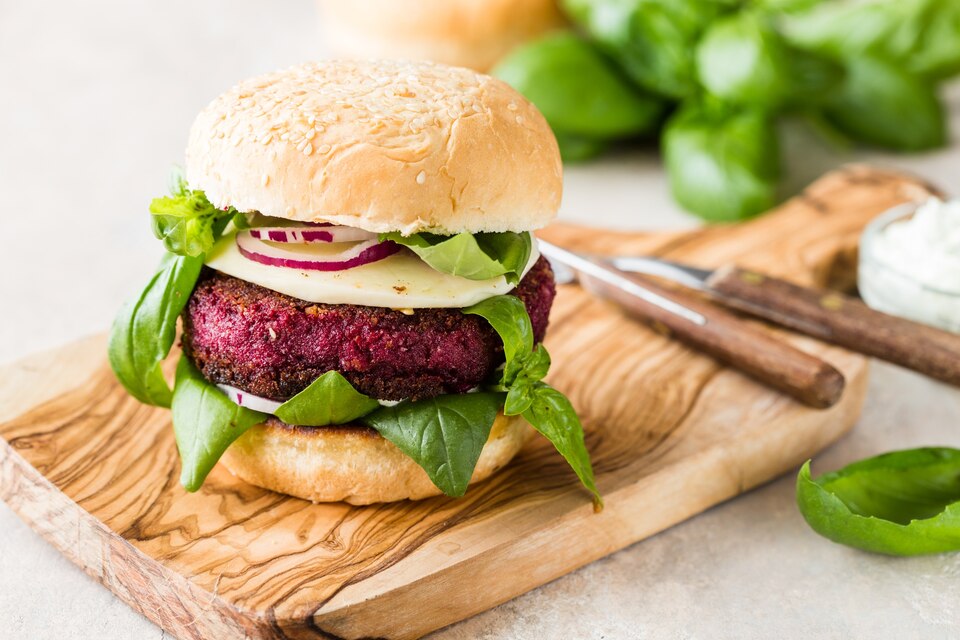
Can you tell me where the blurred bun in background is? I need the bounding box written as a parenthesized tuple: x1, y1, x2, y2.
(317, 0, 565, 71)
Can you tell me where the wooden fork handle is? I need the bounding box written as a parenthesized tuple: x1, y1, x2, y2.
(707, 266, 960, 386)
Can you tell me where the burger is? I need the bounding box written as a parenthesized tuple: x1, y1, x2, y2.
(316, 0, 566, 72)
(108, 60, 599, 507)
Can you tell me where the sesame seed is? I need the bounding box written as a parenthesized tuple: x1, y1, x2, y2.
(416, 171, 426, 185)
(515, 115, 524, 124)
(261, 174, 270, 186)
(200, 60, 502, 164)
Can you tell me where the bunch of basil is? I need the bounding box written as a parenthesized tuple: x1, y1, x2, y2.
(493, 0, 960, 221)
(108, 173, 601, 506)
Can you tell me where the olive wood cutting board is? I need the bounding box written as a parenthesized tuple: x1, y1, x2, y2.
(0, 166, 938, 639)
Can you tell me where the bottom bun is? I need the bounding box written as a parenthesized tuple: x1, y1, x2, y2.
(220, 412, 533, 505)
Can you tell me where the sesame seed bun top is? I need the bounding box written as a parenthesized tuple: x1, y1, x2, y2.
(185, 60, 562, 235)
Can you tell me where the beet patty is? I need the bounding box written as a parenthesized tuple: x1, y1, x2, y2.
(181, 256, 556, 402)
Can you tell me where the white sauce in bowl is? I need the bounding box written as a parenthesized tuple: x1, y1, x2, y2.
(870, 198, 960, 292)
(859, 198, 960, 332)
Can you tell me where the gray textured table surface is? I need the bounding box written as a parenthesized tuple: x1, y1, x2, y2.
(2, 1, 959, 639)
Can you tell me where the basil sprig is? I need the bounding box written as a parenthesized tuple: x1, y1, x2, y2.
(361, 393, 505, 497)
(274, 371, 380, 426)
(172, 355, 267, 491)
(465, 295, 602, 509)
(797, 449, 960, 556)
(108, 252, 203, 407)
(110, 170, 238, 407)
(381, 231, 532, 285)
(150, 167, 238, 257)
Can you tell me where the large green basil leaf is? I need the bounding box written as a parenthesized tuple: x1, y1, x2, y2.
(823, 56, 946, 151)
(274, 371, 381, 426)
(696, 11, 842, 108)
(361, 393, 504, 497)
(663, 102, 780, 221)
(563, 0, 725, 99)
(781, 0, 960, 81)
(383, 231, 532, 285)
(523, 383, 602, 510)
(797, 449, 960, 556)
(150, 168, 237, 257)
(464, 295, 601, 506)
(493, 31, 664, 140)
(108, 252, 203, 407)
(463, 294, 535, 386)
(171, 355, 268, 492)
(696, 12, 794, 107)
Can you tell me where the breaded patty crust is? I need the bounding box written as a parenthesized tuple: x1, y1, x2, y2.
(182, 257, 556, 402)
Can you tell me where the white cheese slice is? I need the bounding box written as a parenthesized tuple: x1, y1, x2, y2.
(204, 232, 541, 308)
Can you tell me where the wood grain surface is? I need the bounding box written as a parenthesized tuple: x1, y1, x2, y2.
(0, 166, 935, 639)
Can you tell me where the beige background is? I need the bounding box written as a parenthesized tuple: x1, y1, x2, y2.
(1, 1, 959, 638)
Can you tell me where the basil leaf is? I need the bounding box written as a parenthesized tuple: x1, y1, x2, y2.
(554, 132, 611, 163)
(781, 0, 960, 81)
(516, 344, 551, 386)
(695, 11, 842, 109)
(493, 31, 664, 140)
(523, 383, 602, 510)
(361, 393, 504, 497)
(783, 48, 846, 108)
(797, 450, 960, 556)
(464, 295, 601, 506)
(274, 371, 380, 426)
(823, 56, 946, 152)
(150, 174, 237, 257)
(383, 231, 532, 285)
(108, 252, 203, 407)
(563, 0, 724, 99)
(505, 383, 536, 416)
(696, 12, 794, 107)
(663, 102, 780, 221)
(756, 0, 821, 11)
(463, 295, 535, 385)
(504, 345, 552, 414)
(172, 355, 267, 492)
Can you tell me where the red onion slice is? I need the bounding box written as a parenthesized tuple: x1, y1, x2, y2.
(218, 384, 283, 413)
(249, 225, 377, 244)
(218, 383, 402, 414)
(236, 232, 400, 271)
